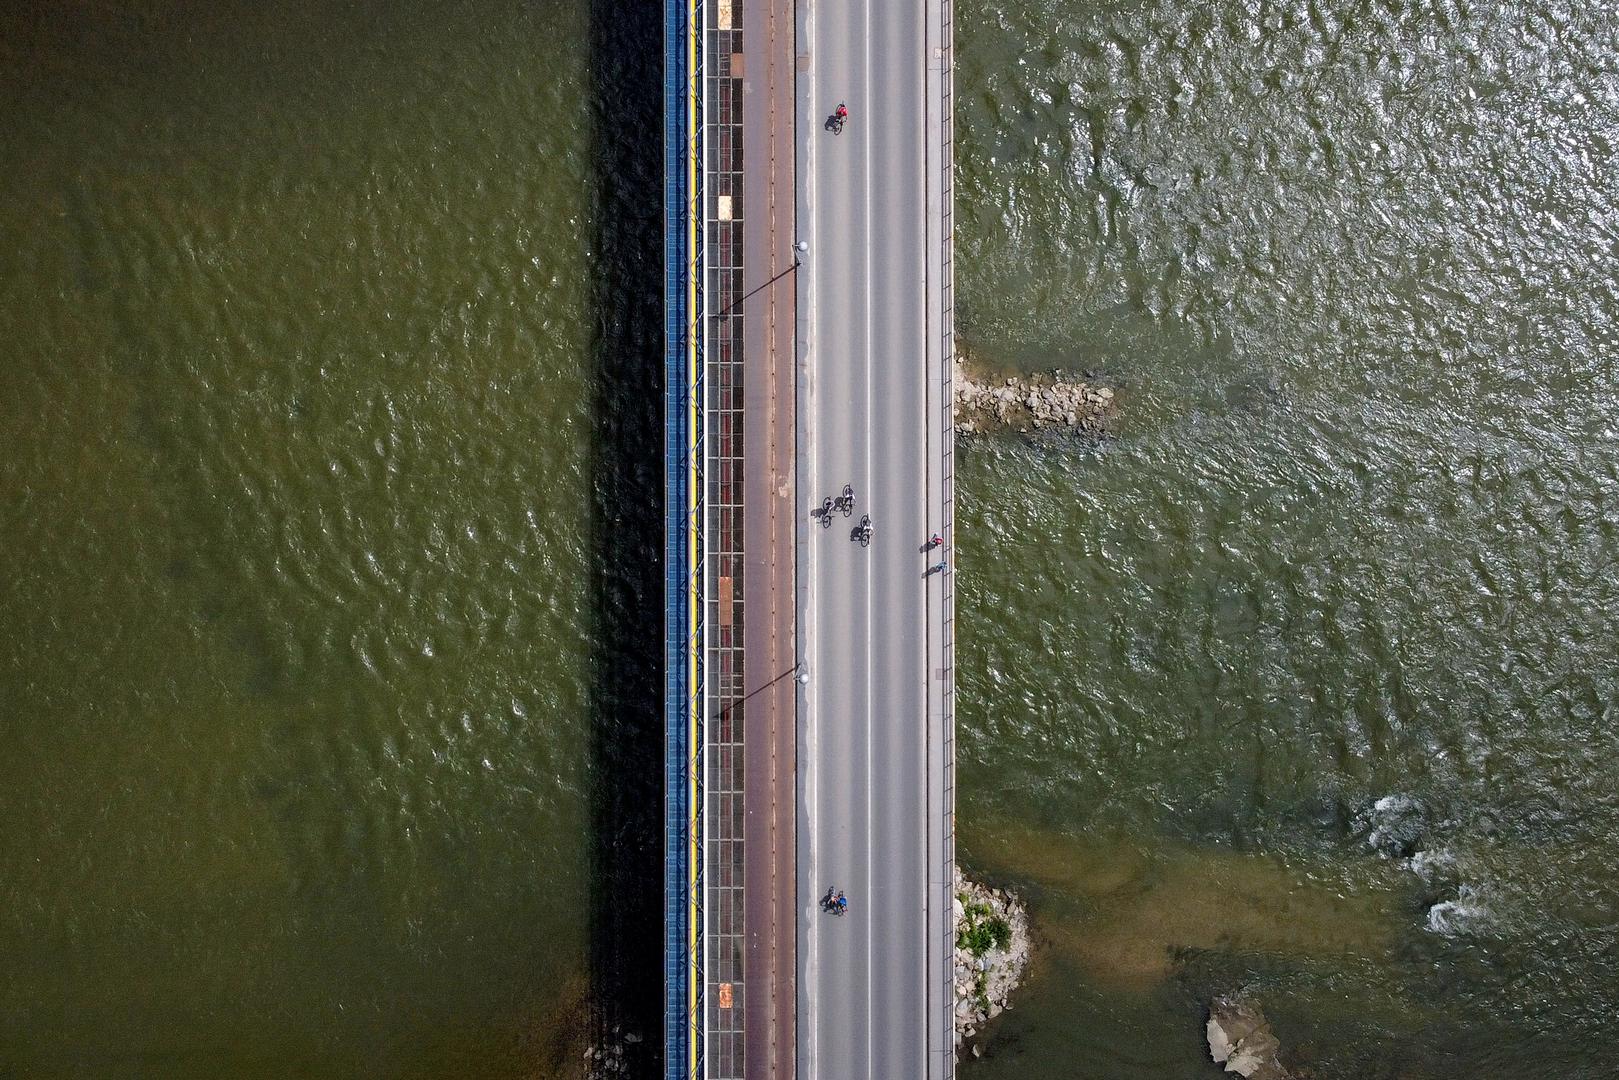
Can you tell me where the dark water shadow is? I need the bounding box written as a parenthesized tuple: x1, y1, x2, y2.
(586, 0, 664, 1070)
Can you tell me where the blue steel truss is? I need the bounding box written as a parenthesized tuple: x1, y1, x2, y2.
(664, 0, 705, 1074)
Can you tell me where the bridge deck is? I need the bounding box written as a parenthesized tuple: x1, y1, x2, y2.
(795, 0, 955, 1077)
(666, 0, 952, 1073)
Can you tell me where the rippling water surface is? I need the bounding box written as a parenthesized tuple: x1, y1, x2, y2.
(953, 1, 1619, 1077)
(0, 2, 611, 1074)
(5, 0, 1619, 1077)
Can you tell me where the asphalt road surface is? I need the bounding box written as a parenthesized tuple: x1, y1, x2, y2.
(797, 0, 951, 1074)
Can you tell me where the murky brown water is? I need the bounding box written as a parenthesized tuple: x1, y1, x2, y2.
(954, 1, 1619, 1076)
(4, 0, 1618, 1076)
(0, 2, 614, 1075)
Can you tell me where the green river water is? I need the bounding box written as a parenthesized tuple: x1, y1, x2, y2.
(3, 0, 1618, 1077)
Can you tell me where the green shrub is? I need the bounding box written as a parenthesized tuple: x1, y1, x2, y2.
(956, 905, 1013, 956)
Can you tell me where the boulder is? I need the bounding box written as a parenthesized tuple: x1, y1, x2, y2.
(1207, 996, 1292, 1080)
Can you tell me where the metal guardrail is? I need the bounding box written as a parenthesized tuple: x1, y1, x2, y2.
(937, 1, 957, 1074)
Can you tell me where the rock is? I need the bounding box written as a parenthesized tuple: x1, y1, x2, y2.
(1359, 793, 1427, 858)
(953, 347, 1116, 438)
(1207, 995, 1292, 1080)
(953, 867, 1032, 1060)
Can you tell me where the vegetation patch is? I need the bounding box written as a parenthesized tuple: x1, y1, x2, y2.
(956, 897, 1013, 955)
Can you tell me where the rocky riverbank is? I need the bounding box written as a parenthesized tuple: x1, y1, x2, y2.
(953, 868, 1031, 1056)
(954, 352, 1117, 436)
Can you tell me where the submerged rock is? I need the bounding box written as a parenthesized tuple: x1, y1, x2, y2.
(1358, 793, 1427, 858)
(1207, 995, 1293, 1080)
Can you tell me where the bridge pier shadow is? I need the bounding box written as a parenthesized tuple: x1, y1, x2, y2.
(586, 0, 663, 1071)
